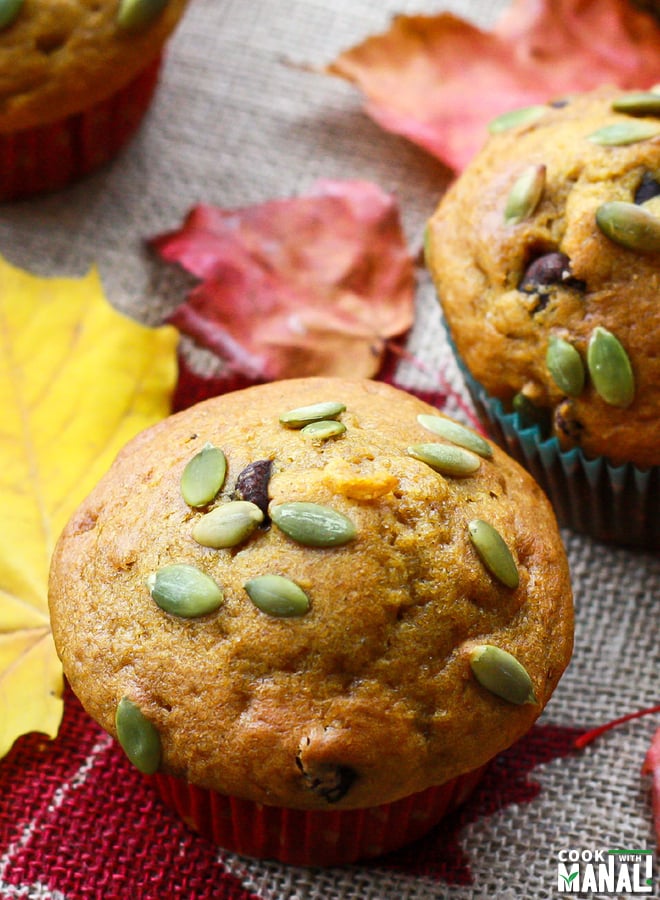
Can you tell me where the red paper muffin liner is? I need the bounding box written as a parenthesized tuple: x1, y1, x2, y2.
(0, 56, 162, 202)
(152, 764, 488, 867)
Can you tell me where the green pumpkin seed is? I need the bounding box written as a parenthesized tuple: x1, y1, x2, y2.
(180, 443, 227, 508)
(468, 519, 519, 589)
(587, 121, 660, 146)
(595, 200, 660, 253)
(611, 91, 660, 117)
(192, 501, 263, 548)
(117, 0, 169, 30)
(488, 105, 547, 134)
(407, 443, 481, 477)
(279, 401, 346, 429)
(115, 698, 162, 774)
(300, 419, 347, 441)
(244, 574, 310, 617)
(0, 0, 23, 30)
(270, 502, 356, 547)
(147, 564, 224, 618)
(417, 414, 493, 458)
(504, 164, 546, 225)
(546, 335, 585, 397)
(587, 326, 635, 408)
(468, 645, 537, 705)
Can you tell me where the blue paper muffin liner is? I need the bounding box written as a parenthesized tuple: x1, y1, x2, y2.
(449, 342, 658, 549)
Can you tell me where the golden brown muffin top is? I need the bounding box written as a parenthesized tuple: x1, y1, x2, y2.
(0, 0, 189, 132)
(49, 378, 573, 810)
(426, 87, 660, 468)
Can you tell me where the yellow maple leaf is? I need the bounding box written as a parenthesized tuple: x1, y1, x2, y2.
(0, 255, 178, 758)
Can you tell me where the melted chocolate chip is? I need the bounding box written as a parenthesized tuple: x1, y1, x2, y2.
(234, 459, 273, 519)
(295, 755, 357, 804)
(519, 252, 585, 295)
(634, 171, 660, 205)
(554, 399, 585, 443)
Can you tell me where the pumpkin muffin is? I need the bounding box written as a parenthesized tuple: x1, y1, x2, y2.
(49, 377, 573, 865)
(426, 86, 660, 547)
(0, 0, 190, 200)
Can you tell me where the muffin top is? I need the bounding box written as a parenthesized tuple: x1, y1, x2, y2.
(49, 378, 573, 810)
(425, 86, 660, 468)
(0, 0, 189, 132)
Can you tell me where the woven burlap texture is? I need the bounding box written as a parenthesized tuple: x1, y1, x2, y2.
(0, 0, 657, 898)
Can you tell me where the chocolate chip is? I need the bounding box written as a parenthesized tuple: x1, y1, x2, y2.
(295, 755, 357, 804)
(519, 252, 585, 295)
(554, 399, 585, 443)
(634, 171, 660, 205)
(234, 459, 273, 520)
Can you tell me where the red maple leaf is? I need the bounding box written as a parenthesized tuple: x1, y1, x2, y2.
(326, 0, 660, 171)
(150, 180, 414, 398)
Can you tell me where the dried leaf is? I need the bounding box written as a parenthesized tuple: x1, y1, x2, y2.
(151, 179, 414, 385)
(642, 727, 660, 849)
(327, 0, 660, 171)
(0, 256, 178, 758)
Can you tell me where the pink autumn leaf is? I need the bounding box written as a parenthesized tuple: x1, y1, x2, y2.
(326, 0, 660, 172)
(150, 180, 414, 384)
(642, 727, 660, 849)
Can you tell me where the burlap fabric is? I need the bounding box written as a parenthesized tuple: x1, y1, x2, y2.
(0, 0, 658, 897)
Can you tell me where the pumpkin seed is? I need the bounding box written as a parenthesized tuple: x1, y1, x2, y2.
(192, 501, 264, 548)
(117, 0, 169, 30)
(279, 401, 346, 429)
(181, 443, 227, 508)
(595, 200, 660, 253)
(270, 502, 356, 547)
(244, 574, 310, 617)
(468, 645, 537, 705)
(115, 698, 161, 774)
(587, 121, 660, 146)
(0, 0, 22, 29)
(504, 164, 546, 225)
(417, 414, 493, 458)
(546, 335, 585, 397)
(147, 564, 224, 618)
(587, 326, 635, 408)
(407, 443, 481, 477)
(611, 91, 660, 117)
(488, 105, 547, 134)
(300, 419, 347, 441)
(468, 519, 519, 589)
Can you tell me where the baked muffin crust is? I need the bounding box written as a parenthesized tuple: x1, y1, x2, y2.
(426, 87, 660, 468)
(49, 378, 573, 810)
(0, 0, 189, 132)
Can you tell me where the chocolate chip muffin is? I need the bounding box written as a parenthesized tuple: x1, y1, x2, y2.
(425, 87, 660, 546)
(48, 378, 573, 863)
(0, 0, 190, 199)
